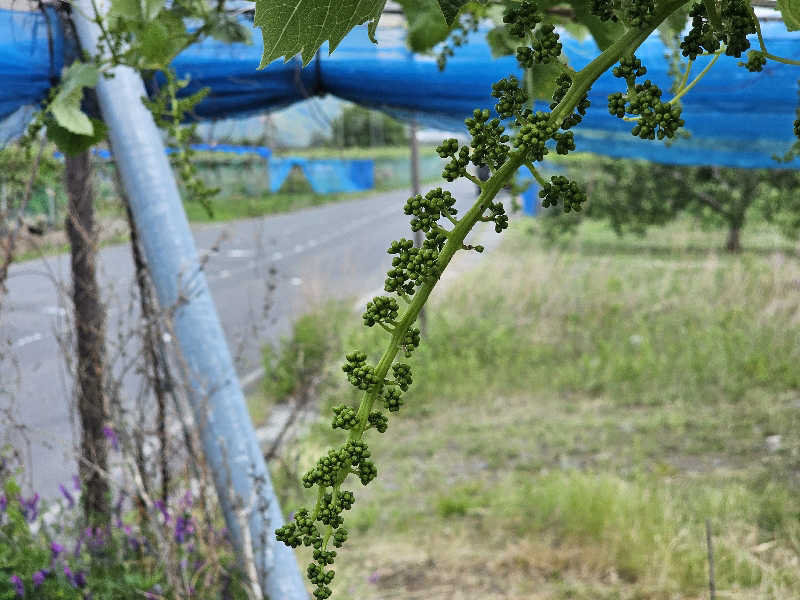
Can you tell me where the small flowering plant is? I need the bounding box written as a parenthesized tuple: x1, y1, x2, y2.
(0, 473, 246, 598)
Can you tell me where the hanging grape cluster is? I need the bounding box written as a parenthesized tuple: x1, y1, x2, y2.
(273, 1, 800, 597)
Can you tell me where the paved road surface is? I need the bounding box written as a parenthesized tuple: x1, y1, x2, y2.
(1, 178, 491, 499)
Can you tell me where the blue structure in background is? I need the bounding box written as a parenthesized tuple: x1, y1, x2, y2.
(268, 157, 374, 194)
(1, 8, 799, 169)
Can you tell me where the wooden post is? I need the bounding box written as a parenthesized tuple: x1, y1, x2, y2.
(65, 149, 109, 527)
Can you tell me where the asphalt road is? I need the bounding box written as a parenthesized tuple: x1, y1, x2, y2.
(1, 178, 485, 499)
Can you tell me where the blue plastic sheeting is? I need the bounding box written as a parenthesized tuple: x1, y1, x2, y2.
(269, 157, 374, 194)
(53, 143, 272, 160)
(0, 8, 63, 121)
(2, 7, 799, 168)
(321, 24, 800, 170)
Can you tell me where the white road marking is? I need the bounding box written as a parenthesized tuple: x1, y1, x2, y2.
(307, 239, 318, 248)
(271, 251, 284, 261)
(219, 270, 231, 279)
(227, 249, 254, 258)
(42, 306, 67, 317)
(293, 244, 305, 254)
(289, 277, 303, 286)
(16, 332, 43, 347)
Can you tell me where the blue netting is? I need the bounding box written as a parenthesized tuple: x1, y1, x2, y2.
(0, 8, 63, 122)
(268, 157, 374, 194)
(1, 8, 799, 168)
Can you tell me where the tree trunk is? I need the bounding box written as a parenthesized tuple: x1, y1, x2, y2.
(65, 150, 109, 527)
(725, 224, 741, 253)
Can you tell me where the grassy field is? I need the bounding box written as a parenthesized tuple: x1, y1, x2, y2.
(257, 217, 800, 599)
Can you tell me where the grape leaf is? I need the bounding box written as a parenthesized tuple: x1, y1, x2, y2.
(437, 0, 470, 24)
(109, 0, 162, 22)
(397, 0, 450, 51)
(255, 0, 388, 67)
(777, 0, 800, 30)
(46, 118, 108, 156)
(567, 0, 624, 50)
(50, 62, 99, 136)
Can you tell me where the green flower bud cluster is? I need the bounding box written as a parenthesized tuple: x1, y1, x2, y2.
(681, 0, 755, 60)
(485, 200, 510, 232)
(608, 58, 685, 140)
(492, 76, 528, 120)
(342, 351, 379, 390)
(391, 363, 413, 391)
(307, 563, 335, 598)
(301, 440, 369, 488)
(718, 0, 756, 58)
(681, 3, 721, 60)
(275, 508, 319, 548)
(385, 239, 439, 295)
(363, 295, 399, 327)
(620, 0, 656, 28)
(612, 55, 648, 82)
(368, 411, 388, 433)
(514, 111, 558, 161)
(540, 175, 587, 213)
(439, 141, 471, 181)
(331, 405, 359, 430)
(466, 109, 511, 170)
(530, 25, 562, 64)
(404, 188, 458, 232)
(503, 0, 542, 37)
(590, 0, 619, 22)
(401, 326, 421, 357)
(742, 50, 767, 72)
(383, 387, 404, 412)
(551, 73, 590, 130)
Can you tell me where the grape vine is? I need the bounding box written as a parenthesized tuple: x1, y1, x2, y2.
(267, 0, 800, 597)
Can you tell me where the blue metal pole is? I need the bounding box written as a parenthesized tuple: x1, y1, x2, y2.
(70, 3, 308, 597)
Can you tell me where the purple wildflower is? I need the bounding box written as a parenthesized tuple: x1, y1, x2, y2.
(102, 425, 119, 451)
(20, 493, 39, 522)
(32, 570, 48, 588)
(10, 574, 24, 596)
(58, 484, 75, 509)
(72, 475, 81, 491)
(74, 571, 87, 588)
(64, 566, 76, 588)
(367, 571, 380, 584)
(51, 542, 64, 560)
(174, 514, 194, 544)
(0, 495, 6, 512)
(154, 500, 170, 523)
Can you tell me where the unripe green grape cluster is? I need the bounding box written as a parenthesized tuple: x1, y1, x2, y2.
(743, 50, 767, 72)
(608, 55, 685, 140)
(540, 175, 588, 212)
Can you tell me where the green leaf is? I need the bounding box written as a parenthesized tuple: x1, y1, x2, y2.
(486, 24, 517, 57)
(777, 0, 800, 30)
(46, 118, 108, 156)
(209, 14, 252, 44)
(437, 0, 469, 24)
(254, 0, 388, 67)
(109, 0, 162, 21)
(50, 62, 99, 136)
(396, 0, 450, 51)
(567, 0, 625, 50)
(524, 61, 573, 101)
(134, 12, 190, 68)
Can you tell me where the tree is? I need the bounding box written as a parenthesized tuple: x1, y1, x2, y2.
(539, 155, 800, 251)
(327, 104, 408, 147)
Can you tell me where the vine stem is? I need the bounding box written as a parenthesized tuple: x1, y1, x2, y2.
(317, 0, 694, 556)
(750, 8, 800, 67)
(669, 49, 722, 105)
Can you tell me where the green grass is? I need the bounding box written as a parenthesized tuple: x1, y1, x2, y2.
(260, 218, 800, 600)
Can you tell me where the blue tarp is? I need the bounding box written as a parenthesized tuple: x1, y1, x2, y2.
(54, 143, 273, 160)
(1, 8, 799, 168)
(268, 157, 374, 193)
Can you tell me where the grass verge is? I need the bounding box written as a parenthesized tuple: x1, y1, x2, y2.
(260, 218, 800, 599)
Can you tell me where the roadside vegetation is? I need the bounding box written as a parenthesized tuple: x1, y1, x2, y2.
(257, 218, 800, 599)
